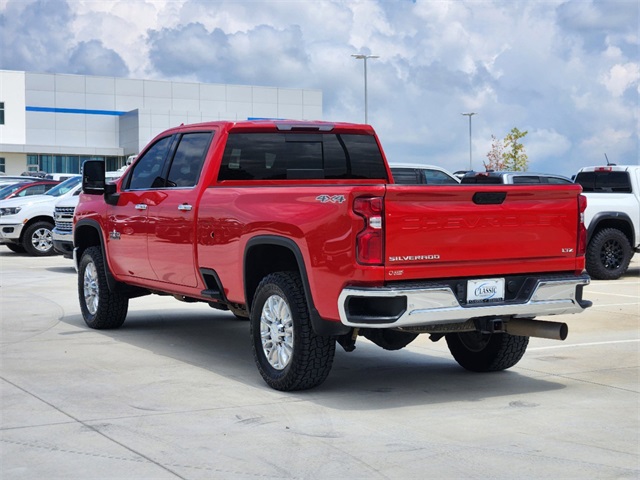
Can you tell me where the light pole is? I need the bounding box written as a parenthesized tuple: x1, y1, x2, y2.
(461, 112, 477, 170)
(352, 54, 379, 124)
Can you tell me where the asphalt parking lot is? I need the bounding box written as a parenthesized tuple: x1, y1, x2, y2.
(1, 250, 638, 479)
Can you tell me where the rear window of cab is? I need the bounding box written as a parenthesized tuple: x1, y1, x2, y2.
(218, 133, 388, 181)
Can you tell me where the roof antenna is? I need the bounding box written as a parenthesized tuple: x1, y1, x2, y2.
(604, 153, 615, 166)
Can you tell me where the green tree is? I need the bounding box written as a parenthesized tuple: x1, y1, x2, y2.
(502, 127, 528, 171)
(484, 127, 529, 171)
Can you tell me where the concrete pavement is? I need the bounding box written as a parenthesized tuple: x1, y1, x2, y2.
(1, 250, 638, 479)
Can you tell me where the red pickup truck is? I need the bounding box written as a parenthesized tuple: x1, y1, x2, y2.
(75, 120, 591, 391)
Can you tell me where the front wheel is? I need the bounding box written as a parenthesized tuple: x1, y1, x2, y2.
(22, 221, 55, 256)
(250, 272, 336, 391)
(78, 246, 128, 329)
(446, 331, 529, 372)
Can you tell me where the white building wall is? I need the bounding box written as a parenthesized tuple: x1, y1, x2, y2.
(0, 70, 323, 173)
(0, 70, 27, 144)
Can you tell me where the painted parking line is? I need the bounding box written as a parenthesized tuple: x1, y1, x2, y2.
(529, 339, 640, 351)
(587, 291, 640, 299)
(590, 303, 640, 308)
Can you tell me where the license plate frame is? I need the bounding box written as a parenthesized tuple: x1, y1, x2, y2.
(467, 278, 505, 304)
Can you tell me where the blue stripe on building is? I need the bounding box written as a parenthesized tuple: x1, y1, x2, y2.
(26, 106, 127, 116)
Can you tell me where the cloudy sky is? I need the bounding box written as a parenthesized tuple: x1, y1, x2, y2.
(1, 0, 638, 176)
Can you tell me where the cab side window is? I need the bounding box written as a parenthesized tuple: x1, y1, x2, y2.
(127, 136, 173, 190)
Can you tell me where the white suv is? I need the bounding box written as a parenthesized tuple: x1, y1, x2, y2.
(0, 176, 81, 256)
(52, 171, 123, 258)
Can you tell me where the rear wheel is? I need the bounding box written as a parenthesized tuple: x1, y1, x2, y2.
(78, 246, 128, 329)
(586, 228, 632, 280)
(250, 271, 336, 391)
(22, 221, 55, 256)
(446, 331, 529, 372)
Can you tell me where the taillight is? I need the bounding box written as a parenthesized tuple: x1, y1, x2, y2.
(577, 194, 587, 256)
(354, 196, 384, 265)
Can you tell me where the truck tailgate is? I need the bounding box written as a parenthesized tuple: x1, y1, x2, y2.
(384, 184, 583, 279)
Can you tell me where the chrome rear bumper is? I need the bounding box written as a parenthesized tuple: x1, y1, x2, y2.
(337, 274, 591, 328)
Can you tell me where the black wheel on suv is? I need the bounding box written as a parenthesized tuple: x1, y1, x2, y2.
(78, 246, 129, 329)
(22, 220, 55, 256)
(445, 331, 529, 372)
(586, 228, 632, 280)
(250, 271, 336, 391)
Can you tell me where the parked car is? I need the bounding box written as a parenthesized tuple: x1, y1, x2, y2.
(0, 175, 42, 186)
(0, 176, 81, 255)
(0, 180, 60, 200)
(45, 173, 83, 181)
(573, 165, 640, 279)
(461, 171, 573, 184)
(52, 171, 123, 258)
(389, 163, 460, 185)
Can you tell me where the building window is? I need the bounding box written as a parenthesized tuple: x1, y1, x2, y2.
(27, 154, 40, 172)
(0, 157, 5, 173)
(0, 102, 4, 125)
(26, 154, 123, 174)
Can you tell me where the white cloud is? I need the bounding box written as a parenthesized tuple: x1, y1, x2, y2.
(526, 129, 573, 167)
(600, 62, 640, 97)
(1, 0, 638, 177)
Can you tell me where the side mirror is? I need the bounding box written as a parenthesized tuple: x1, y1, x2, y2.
(82, 160, 106, 194)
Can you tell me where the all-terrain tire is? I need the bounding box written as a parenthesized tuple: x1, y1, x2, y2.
(22, 220, 55, 256)
(586, 228, 632, 280)
(250, 271, 336, 391)
(78, 246, 128, 329)
(445, 331, 529, 372)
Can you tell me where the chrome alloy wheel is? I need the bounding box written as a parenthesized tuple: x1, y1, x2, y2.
(83, 260, 100, 315)
(31, 227, 53, 253)
(260, 294, 294, 370)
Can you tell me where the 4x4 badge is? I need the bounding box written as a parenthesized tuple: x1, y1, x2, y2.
(316, 195, 345, 204)
(110, 229, 121, 240)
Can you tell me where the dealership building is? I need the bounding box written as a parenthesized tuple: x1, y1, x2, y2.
(0, 69, 323, 175)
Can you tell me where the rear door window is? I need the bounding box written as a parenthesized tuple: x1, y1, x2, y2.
(423, 169, 459, 185)
(512, 176, 541, 184)
(391, 168, 423, 184)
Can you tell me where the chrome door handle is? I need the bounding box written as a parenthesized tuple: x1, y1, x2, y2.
(178, 204, 193, 211)
(135, 204, 147, 210)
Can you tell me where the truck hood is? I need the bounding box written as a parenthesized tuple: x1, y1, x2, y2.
(55, 195, 80, 208)
(0, 194, 55, 209)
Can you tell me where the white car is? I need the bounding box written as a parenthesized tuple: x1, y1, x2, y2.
(389, 163, 460, 185)
(574, 165, 640, 279)
(0, 176, 81, 256)
(52, 171, 123, 258)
